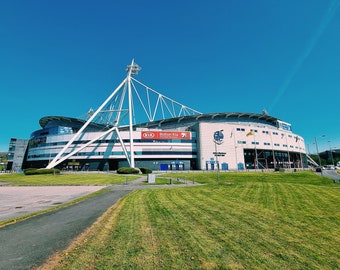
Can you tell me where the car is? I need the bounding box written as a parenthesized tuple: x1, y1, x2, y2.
(315, 167, 323, 172)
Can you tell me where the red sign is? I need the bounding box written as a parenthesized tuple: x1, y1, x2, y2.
(141, 131, 191, 140)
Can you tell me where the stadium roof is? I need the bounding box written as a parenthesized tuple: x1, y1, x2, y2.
(40, 112, 280, 130)
(39, 116, 105, 129)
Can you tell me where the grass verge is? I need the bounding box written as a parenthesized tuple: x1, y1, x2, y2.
(0, 173, 140, 185)
(39, 171, 339, 269)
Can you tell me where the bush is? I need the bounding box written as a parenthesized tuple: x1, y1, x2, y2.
(117, 167, 140, 174)
(24, 168, 60, 175)
(274, 167, 285, 172)
(139, 167, 152, 174)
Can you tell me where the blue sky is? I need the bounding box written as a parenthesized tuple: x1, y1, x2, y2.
(1, 0, 339, 153)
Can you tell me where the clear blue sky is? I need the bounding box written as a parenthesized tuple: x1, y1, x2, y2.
(1, 0, 340, 154)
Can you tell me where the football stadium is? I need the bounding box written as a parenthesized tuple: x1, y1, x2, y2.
(20, 61, 308, 171)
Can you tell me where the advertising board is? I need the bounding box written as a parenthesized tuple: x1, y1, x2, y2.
(141, 131, 191, 140)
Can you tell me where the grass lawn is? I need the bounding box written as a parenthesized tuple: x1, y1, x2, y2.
(40, 171, 340, 269)
(0, 172, 140, 185)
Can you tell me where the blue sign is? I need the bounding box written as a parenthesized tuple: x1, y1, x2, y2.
(213, 130, 224, 145)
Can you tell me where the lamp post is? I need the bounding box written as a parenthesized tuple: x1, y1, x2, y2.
(328, 141, 335, 166)
(314, 135, 325, 166)
(213, 130, 224, 182)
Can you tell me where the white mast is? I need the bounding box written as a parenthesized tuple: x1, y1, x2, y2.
(46, 60, 201, 169)
(46, 78, 127, 169)
(126, 59, 141, 168)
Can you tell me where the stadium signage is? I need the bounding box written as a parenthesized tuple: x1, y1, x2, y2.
(213, 152, 226, 156)
(213, 130, 224, 145)
(141, 131, 191, 140)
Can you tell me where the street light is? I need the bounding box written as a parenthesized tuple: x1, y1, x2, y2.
(213, 130, 224, 182)
(314, 135, 325, 166)
(328, 141, 335, 166)
(307, 143, 311, 155)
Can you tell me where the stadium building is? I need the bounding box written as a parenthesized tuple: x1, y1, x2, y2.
(23, 61, 307, 171)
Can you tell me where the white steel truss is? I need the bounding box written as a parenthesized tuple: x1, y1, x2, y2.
(46, 59, 202, 169)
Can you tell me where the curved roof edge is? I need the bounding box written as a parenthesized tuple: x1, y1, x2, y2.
(40, 112, 281, 130)
(136, 112, 281, 128)
(39, 116, 105, 129)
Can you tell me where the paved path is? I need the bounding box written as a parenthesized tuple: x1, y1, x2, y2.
(0, 186, 106, 222)
(0, 177, 198, 269)
(0, 187, 132, 270)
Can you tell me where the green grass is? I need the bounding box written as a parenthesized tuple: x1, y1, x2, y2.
(162, 171, 333, 185)
(0, 173, 140, 185)
(163, 170, 335, 186)
(42, 171, 340, 270)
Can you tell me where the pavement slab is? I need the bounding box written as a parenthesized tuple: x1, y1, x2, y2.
(0, 186, 106, 222)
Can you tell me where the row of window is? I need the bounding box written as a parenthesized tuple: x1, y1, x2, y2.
(236, 128, 298, 139)
(237, 140, 302, 149)
(27, 151, 197, 159)
(28, 138, 197, 149)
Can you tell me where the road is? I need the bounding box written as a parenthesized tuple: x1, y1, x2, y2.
(319, 169, 340, 182)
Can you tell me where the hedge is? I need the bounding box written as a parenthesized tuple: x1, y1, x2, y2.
(24, 168, 60, 175)
(117, 167, 140, 174)
(139, 167, 152, 174)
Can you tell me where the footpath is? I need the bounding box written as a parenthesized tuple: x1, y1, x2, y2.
(0, 176, 199, 270)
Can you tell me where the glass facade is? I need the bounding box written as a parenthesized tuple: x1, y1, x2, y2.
(26, 125, 197, 171)
(244, 149, 306, 169)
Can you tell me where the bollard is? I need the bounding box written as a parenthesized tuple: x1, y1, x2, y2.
(148, 174, 156, 184)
